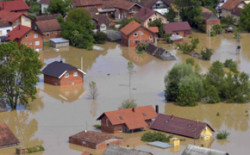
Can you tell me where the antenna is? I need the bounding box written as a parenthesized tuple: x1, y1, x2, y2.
(81, 56, 83, 71)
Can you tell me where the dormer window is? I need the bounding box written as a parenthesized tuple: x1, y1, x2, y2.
(65, 72, 69, 78)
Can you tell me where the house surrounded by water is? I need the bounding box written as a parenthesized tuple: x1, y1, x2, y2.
(150, 114, 214, 139)
(97, 105, 158, 133)
(0, 124, 19, 149)
(42, 61, 86, 86)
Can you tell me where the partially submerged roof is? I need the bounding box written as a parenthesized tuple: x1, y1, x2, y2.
(182, 144, 229, 155)
(103, 144, 153, 155)
(221, 0, 242, 11)
(201, 7, 219, 20)
(146, 43, 176, 61)
(69, 130, 122, 144)
(0, 0, 29, 12)
(97, 105, 157, 130)
(164, 22, 191, 33)
(120, 21, 158, 36)
(35, 19, 61, 33)
(42, 61, 85, 78)
(0, 124, 19, 148)
(6, 25, 31, 41)
(150, 114, 214, 139)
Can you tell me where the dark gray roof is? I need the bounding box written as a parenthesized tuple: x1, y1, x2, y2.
(146, 44, 176, 61)
(182, 145, 229, 155)
(42, 61, 78, 78)
(103, 145, 153, 155)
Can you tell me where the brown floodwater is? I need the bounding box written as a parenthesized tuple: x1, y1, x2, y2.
(0, 32, 249, 155)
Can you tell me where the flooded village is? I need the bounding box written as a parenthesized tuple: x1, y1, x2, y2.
(0, 0, 250, 155)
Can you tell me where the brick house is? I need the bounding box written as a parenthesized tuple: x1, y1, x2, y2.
(163, 21, 191, 37)
(69, 130, 122, 150)
(97, 105, 158, 133)
(120, 21, 158, 47)
(42, 61, 86, 86)
(0, 124, 20, 149)
(134, 8, 168, 27)
(201, 7, 220, 33)
(34, 17, 61, 41)
(0, 0, 29, 13)
(6, 25, 43, 51)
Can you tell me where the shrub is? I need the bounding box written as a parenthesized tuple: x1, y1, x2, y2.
(120, 99, 137, 109)
(177, 37, 199, 54)
(136, 43, 147, 54)
(177, 83, 198, 106)
(141, 132, 172, 142)
(94, 124, 101, 129)
(221, 15, 236, 26)
(164, 33, 173, 44)
(216, 130, 230, 139)
(201, 48, 213, 60)
(94, 32, 107, 44)
(224, 59, 238, 73)
(210, 24, 223, 36)
(185, 58, 195, 66)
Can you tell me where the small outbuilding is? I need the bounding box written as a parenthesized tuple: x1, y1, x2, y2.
(69, 130, 122, 150)
(146, 43, 176, 61)
(182, 144, 229, 155)
(103, 144, 153, 155)
(50, 38, 69, 48)
(42, 61, 86, 86)
(0, 124, 19, 149)
(150, 114, 214, 139)
(164, 22, 191, 37)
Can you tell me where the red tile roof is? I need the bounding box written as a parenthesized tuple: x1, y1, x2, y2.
(0, 0, 29, 12)
(72, 0, 102, 7)
(0, 124, 19, 148)
(0, 10, 24, 23)
(6, 25, 31, 41)
(103, 0, 142, 10)
(35, 19, 61, 33)
(69, 130, 122, 144)
(201, 7, 219, 20)
(221, 0, 242, 11)
(0, 19, 11, 27)
(134, 8, 155, 22)
(97, 105, 157, 130)
(150, 114, 214, 139)
(35, 14, 59, 21)
(120, 21, 158, 36)
(164, 22, 191, 33)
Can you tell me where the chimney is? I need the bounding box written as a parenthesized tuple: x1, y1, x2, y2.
(155, 105, 159, 113)
(132, 108, 135, 112)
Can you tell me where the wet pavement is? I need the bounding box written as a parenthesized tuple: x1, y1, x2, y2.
(0, 32, 249, 155)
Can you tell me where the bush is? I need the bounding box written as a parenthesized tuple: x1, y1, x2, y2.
(120, 99, 137, 109)
(185, 58, 194, 66)
(221, 15, 236, 26)
(27, 145, 45, 153)
(210, 24, 223, 36)
(94, 124, 101, 129)
(177, 83, 198, 106)
(148, 18, 164, 38)
(136, 43, 147, 54)
(224, 59, 238, 73)
(94, 32, 107, 44)
(164, 33, 173, 44)
(141, 132, 172, 142)
(216, 130, 230, 139)
(177, 37, 199, 54)
(201, 48, 213, 60)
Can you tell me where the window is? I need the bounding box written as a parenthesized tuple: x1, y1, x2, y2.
(7, 29, 10, 33)
(119, 127, 122, 132)
(132, 7, 135, 11)
(149, 18, 152, 22)
(140, 31, 144, 35)
(34, 33, 38, 38)
(150, 35, 153, 40)
(46, 32, 50, 36)
(23, 42, 27, 45)
(35, 41, 40, 46)
(29, 41, 32, 45)
(73, 72, 78, 77)
(16, 20, 18, 25)
(65, 72, 69, 78)
(134, 32, 138, 37)
(24, 18, 29, 23)
(82, 141, 86, 144)
(26, 34, 28, 38)
(106, 119, 109, 126)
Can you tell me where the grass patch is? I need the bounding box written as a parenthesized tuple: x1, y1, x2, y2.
(216, 130, 230, 140)
(141, 132, 173, 143)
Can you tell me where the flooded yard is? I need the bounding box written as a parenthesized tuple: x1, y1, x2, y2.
(0, 32, 249, 155)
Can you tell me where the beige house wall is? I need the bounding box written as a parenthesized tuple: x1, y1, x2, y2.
(143, 13, 168, 27)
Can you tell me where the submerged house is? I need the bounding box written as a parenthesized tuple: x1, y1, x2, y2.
(164, 21, 191, 37)
(0, 124, 19, 149)
(69, 130, 122, 150)
(103, 144, 153, 155)
(120, 21, 158, 47)
(182, 144, 229, 155)
(201, 7, 220, 33)
(42, 61, 86, 86)
(150, 114, 214, 139)
(97, 105, 158, 133)
(146, 43, 176, 61)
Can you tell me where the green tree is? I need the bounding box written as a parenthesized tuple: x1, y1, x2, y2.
(210, 24, 223, 36)
(93, 32, 107, 44)
(48, 0, 71, 16)
(174, 0, 203, 29)
(224, 59, 238, 73)
(239, 3, 250, 32)
(200, 0, 220, 9)
(89, 81, 98, 100)
(136, 43, 147, 54)
(203, 82, 220, 103)
(61, 8, 94, 49)
(177, 83, 198, 106)
(0, 42, 42, 110)
(201, 48, 213, 60)
(148, 18, 164, 37)
(164, 7, 177, 22)
(177, 36, 199, 54)
(186, 58, 195, 66)
(120, 99, 137, 109)
(221, 15, 236, 26)
(119, 18, 140, 29)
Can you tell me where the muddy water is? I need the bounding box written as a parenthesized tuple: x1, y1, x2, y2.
(0, 32, 250, 155)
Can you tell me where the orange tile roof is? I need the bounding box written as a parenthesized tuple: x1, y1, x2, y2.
(221, 0, 242, 10)
(6, 25, 31, 41)
(97, 105, 158, 130)
(120, 20, 141, 36)
(147, 27, 159, 33)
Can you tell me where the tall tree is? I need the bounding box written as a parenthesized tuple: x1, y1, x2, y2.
(61, 8, 94, 49)
(0, 42, 42, 110)
(239, 3, 250, 32)
(174, 0, 203, 29)
(127, 61, 135, 100)
(48, 0, 71, 16)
